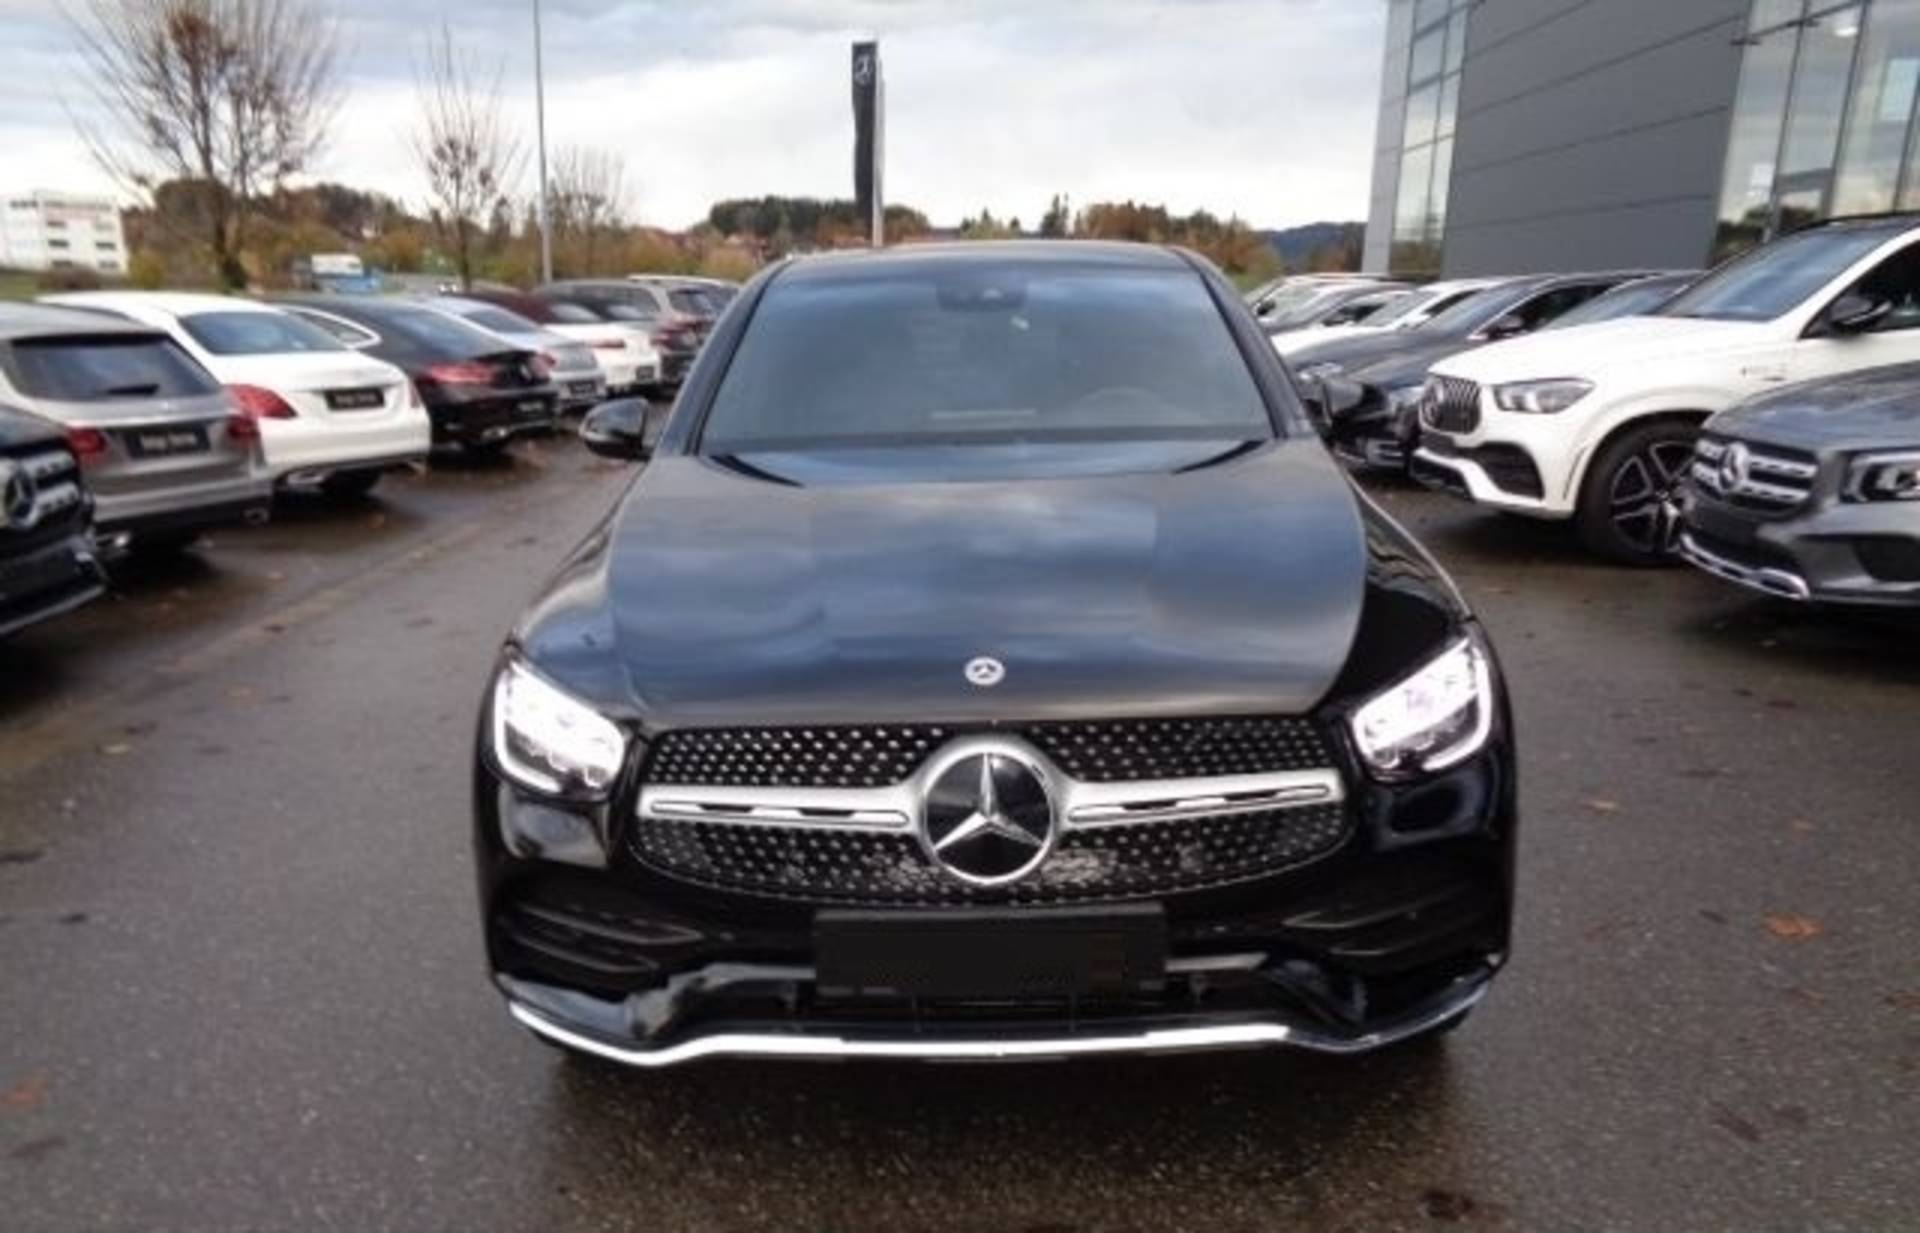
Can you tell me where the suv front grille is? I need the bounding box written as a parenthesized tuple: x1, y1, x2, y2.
(643, 717, 1333, 788)
(1, 446, 88, 554)
(1420, 376, 1481, 434)
(1692, 436, 1817, 512)
(630, 803, 1350, 906)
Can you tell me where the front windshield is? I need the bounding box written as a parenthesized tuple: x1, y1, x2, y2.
(1661, 227, 1895, 322)
(1365, 287, 1444, 327)
(701, 261, 1272, 452)
(1417, 282, 1526, 335)
(1545, 279, 1684, 329)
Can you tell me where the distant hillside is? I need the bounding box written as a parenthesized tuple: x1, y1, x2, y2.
(1261, 221, 1365, 270)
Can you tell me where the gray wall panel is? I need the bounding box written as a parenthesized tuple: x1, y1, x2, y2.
(1394, 0, 1752, 276)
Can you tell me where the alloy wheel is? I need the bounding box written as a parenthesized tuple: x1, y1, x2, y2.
(1609, 437, 1695, 557)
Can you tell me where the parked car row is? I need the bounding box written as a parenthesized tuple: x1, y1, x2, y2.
(1290, 214, 1920, 606)
(0, 278, 740, 642)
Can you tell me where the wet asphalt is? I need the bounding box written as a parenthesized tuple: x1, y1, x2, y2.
(0, 434, 1916, 1233)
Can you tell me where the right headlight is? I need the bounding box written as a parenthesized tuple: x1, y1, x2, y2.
(1348, 634, 1495, 780)
(489, 657, 629, 799)
(1844, 451, 1920, 502)
(1492, 378, 1592, 414)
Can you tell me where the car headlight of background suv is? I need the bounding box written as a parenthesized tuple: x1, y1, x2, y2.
(1844, 450, 1920, 502)
(1491, 378, 1593, 414)
(1296, 361, 1344, 383)
(490, 657, 629, 798)
(1349, 633, 1495, 780)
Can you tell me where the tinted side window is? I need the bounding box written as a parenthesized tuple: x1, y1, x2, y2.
(288, 309, 378, 347)
(6, 334, 221, 401)
(1511, 283, 1610, 330)
(1848, 242, 1920, 332)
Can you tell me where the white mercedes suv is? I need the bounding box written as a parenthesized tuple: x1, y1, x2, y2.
(1410, 216, 1920, 563)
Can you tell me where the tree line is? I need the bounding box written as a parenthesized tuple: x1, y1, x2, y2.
(58, 0, 1345, 293)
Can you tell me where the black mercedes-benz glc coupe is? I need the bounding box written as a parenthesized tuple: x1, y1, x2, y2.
(473, 242, 1517, 1066)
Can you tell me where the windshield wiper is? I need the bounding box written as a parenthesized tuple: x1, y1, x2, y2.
(1173, 439, 1262, 473)
(98, 382, 161, 397)
(711, 454, 801, 487)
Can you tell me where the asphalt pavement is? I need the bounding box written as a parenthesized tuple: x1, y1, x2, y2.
(1, 435, 1916, 1233)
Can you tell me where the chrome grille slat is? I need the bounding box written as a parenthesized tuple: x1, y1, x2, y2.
(1419, 376, 1481, 434)
(1690, 435, 1817, 511)
(633, 731, 1350, 905)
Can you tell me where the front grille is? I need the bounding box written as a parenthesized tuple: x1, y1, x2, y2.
(644, 717, 1333, 788)
(1418, 434, 1543, 498)
(1692, 436, 1817, 512)
(1, 447, 88, 554)
(1420, 376, 1481, 434)
(630, 803, 1351, 906)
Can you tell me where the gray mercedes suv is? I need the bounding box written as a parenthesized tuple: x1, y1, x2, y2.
(1682, 362, 1920, 606)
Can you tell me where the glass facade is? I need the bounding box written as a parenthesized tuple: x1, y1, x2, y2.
(1717, 0, 1920, 259)
(1390, 0, 1471, 273)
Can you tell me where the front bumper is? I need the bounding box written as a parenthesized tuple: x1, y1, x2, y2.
(474, 715, 1516, 1067)
(506, 967, 1492, 1066)
(1681, 492, 1920, 607)
(1411, 437, 1561, 519)
(0, 528, 107, 638)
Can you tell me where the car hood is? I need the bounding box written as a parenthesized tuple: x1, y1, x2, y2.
(1271, 323, 1381, 357)
(1345, 339, 1477, 391)
(1709, 363, 1920, 452)
(205, 351, 404, 392)
(1433, 316, 1769, 384)
(516, 440, 1373, 728)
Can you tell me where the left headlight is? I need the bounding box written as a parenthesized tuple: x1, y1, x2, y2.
(1349, 634, 1495, 780)
(490, 657, 629, 798)
(1492, 378, 1592, 414)
(1844, 450, 1920, 502)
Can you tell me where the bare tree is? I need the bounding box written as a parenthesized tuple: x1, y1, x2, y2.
(549, 145, 628, 275)
(412, 24, 522, 291)
(67, 0, 341, 289)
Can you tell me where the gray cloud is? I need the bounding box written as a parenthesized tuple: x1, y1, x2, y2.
(0, 0, 1385, 229)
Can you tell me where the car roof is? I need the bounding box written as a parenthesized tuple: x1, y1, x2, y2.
(45, 291, 278, 318)
(774, 240, 1193, 287)
(273, 295, 433, 322)
(0, 300, 163, 340)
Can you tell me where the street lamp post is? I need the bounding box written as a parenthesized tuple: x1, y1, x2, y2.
(533, 0, 553, 283)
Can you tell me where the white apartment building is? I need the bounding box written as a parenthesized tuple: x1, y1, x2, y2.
(1, 190, 128, 274)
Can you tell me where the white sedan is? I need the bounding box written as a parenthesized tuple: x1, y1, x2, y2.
(43, 291, 429, 499)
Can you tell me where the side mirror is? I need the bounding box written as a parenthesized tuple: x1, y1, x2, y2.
(1825, 291, 1892, 334)
(1253, 297, 1277, 317)
(1482, 312, 1529, 340)
(580, 397, 661, 461)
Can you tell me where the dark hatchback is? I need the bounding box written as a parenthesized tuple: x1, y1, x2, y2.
(1683, 363, 1920, 606)
(0, 403, 105, 637)
(276, 296, 558, 453)
(475, 243, 1517, 1067)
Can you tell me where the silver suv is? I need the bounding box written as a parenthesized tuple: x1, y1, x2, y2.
(0, 304, 269, 554)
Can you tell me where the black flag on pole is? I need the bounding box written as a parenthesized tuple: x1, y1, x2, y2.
(851, 40, 882, 246)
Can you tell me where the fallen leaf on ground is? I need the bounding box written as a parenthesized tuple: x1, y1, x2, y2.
(1582, 797, 1621, 814)
(1885, 991, 1920, 1011)
(1764, 913, 1823, 941)
(0, 1075, 48, 1112)
(98, 742, 130, 756)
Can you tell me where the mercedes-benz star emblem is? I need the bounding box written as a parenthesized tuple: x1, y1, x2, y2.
(0, 460, 37, 532)
(852, 53, 875, 86)
(1718, 442, 1750, 493)
(919, 745, 1055, 886)
(964, 656, 1005, 688)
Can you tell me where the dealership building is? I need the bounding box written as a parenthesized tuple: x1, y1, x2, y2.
(1, 190, 127, 275)
(1364, 0, 1920, 276)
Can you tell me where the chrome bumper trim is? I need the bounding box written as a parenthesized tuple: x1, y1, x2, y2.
(507, 980, 1487, 1067)
(1679, 531, 1811, 601)
(639, 746, 1344, 836)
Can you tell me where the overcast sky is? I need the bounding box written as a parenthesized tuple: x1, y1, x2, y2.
(0, 0, 1386, 230)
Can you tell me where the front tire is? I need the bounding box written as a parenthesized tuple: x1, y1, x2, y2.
(1575, 419, 1699, 565)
